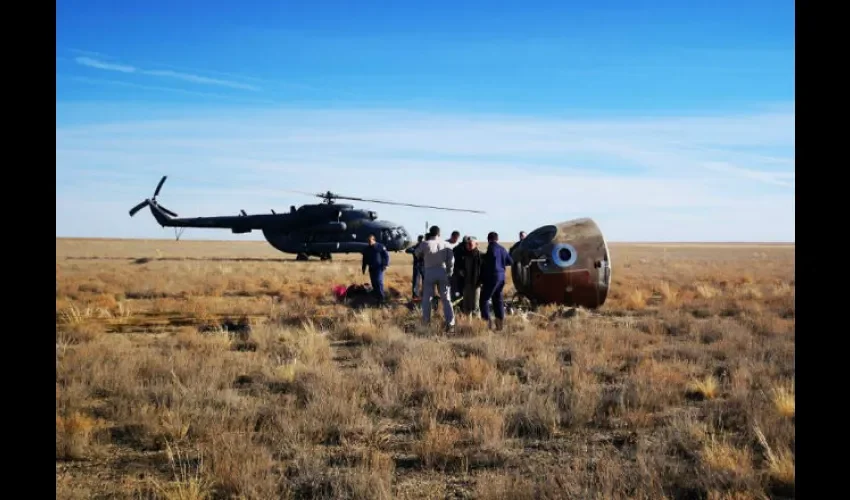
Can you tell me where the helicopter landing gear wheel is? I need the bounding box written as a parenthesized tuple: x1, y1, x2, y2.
(296, 253, 309, 261)
(320, 253, 332, 261)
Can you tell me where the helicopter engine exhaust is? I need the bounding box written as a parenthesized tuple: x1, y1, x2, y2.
(509, 218, 612, 309)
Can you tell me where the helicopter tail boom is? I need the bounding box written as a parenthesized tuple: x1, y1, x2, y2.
(129, 177, 352, 233)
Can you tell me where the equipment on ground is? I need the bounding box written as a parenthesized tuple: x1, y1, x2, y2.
(128, 176, 484, 261)
(509, 218, 612, 309)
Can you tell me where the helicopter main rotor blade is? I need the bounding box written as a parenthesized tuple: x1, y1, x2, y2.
(332, 195, 486, 213)
(281, 189, 323, 197)
(282, 188, 485, 213)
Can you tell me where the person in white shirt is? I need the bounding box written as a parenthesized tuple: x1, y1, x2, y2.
(445, 230, 461, 249)
(414, 225, 456, 332)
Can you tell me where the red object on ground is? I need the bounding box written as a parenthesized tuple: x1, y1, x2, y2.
(332, 285, 348, 301)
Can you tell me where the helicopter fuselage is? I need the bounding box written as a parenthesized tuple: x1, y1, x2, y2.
(261, 203, 413, 256)
(145, 200, 412, 257)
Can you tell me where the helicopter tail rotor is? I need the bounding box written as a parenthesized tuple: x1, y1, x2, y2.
(128, 200, 150, 217)
(153, 175, 167, 197)
(129, 175, 179, 217)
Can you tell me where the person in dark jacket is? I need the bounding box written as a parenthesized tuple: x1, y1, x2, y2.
(451, 236, 470, 301)
(509, 230, 526, 254)
(405, 235, 425, 298)
(479, 231, 513, 330)
(362, 234, 390, 305)
(460, 236, 483, 315)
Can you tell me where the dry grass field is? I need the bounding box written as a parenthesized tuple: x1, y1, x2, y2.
(56, 237, 795, 500)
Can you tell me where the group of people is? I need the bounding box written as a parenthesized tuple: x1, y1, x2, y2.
(360, 225, 527, 333)
(408, 225, 523, 332)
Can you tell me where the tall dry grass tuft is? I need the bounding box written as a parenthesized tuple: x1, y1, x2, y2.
(770, 381, 795, 418)
(505, 392, 559, 440)
(56, 411, 101, 460)
(687, 375, 720, 400)
(623, 288, 648, 309)
(656, 281, 680, 305)
(204, 433, 279, 498)
(463, 405, 505, 449)
(147, 441, 213, 500)
(695, 283, 720, 299)
(414, 417, 463, 470)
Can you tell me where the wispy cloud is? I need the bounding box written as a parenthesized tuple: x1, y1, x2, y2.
(75, 57, 135, 73)
(56, 104, 795, 242)
(68, 48, 113, 59)
(132, 61, 267, 84)
(73, 55, 261, 91)
(137, 69, 260, 91)
(67, 76, 275, 104)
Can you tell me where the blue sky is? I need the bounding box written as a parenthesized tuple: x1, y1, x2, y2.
(56, 0, 795, 242)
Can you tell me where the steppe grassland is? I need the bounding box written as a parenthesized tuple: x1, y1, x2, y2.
(56, 238, 794, 499)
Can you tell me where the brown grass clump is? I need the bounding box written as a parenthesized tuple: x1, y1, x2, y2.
(623, 288, 648, 309)
(55, 238, 794, 498)
(57, 321, 107, 344)
(463, 405, 505, 448)
(700, 435, 754, 482)
(754, 423, 795, 496)
(656, 281, 680, 305)
(455, 355, 496, 390)
(696, 283, 720, 299)
(505, 392, 559, 440)
(687, 375, 720, 400)
(204, 433, 279, 498)
(414, 417, 463, 470)
(770, 381, 795, 418)
(56, 411, 101, 460)
(146, 442, 214, 500)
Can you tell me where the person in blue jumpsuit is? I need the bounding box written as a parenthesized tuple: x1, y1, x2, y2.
(479, 231, 513, 330)
(405, 234, 425, 298)
(362, 234, 390, 305)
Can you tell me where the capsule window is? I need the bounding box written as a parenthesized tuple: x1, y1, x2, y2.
(551, 243, 578, 268)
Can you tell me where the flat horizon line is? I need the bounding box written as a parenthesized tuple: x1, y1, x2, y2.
(55, 236, 795, 245)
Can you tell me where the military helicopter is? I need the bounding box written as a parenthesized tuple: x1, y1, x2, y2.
(128, 176, 485, 261)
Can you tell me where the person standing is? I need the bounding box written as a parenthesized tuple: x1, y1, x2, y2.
(446, 230, 461, 249)
(361, 233, 390, 306)
(479, 231, 513, 330)
(405, 234, 425, 298)
(509, 230, 526, 253)
(444, 231, 462, 298)
(460, 236, 483, 315)
(451, 236, 469, 302)
(415, 225, 455, 332)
